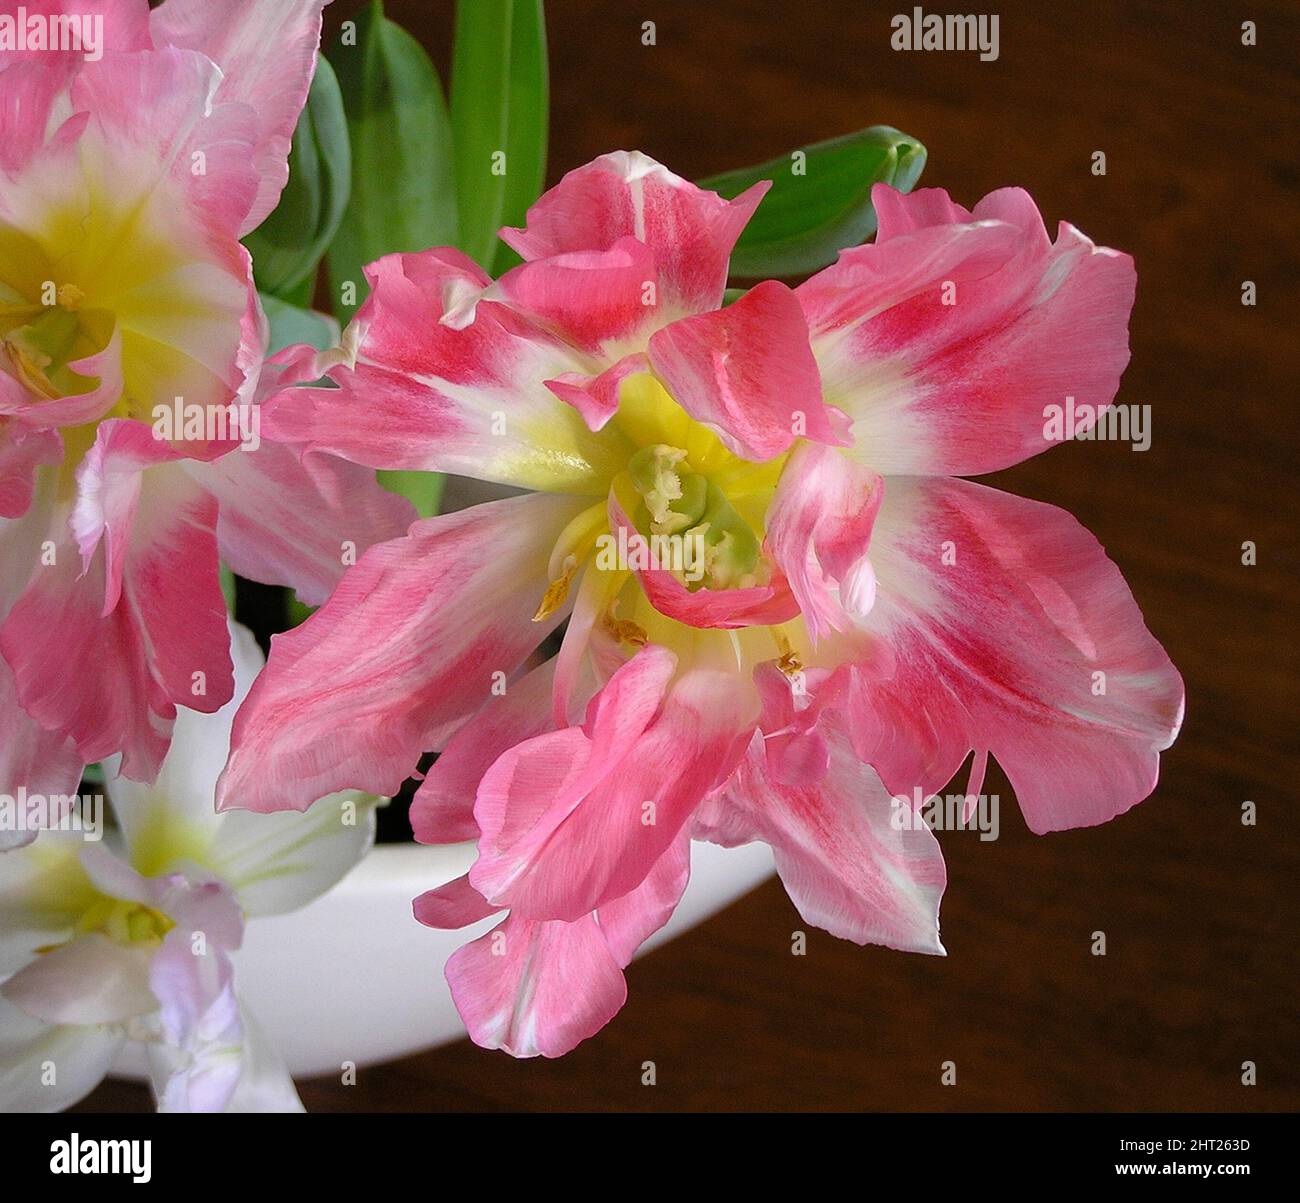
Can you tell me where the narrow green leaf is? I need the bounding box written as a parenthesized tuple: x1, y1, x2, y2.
(699, 126, 927, 278)
(450, 0, 513, 268)
(377, 469, 445, 519)
(328, 1, 458, 321)
(260, 293, 339, 355)
(489, 0, 549, 275)
(245, 56, 351, 299)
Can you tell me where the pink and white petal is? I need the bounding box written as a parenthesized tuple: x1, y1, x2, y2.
(472, 646, 678, 908)
(102, 620, 264, 855)
(187, 439, 415, 607)
(597, 834, 691, 966)
(68, 46, 260, 252)
(217, 491, 591, 814)
(545, 351, 647, 433)
(0, 1, 151, 69)
(472, 660, 754, 922)
(803, 184, 1137, 476)
(70, 418, 182, 612)
(149, 0, 328, 234)
(0, 994, 126, 1113)
(766, 442, 884, 642)
(445, 910, 627, 1059)
(648, 280, 849, 462)
(0, 658, 82, 852)
(411, 656, 558, 846)
(413, 874, 501, 930)
(1, 933, 157, 1024)
(847, 475, 1184, 833)
(492, 236, 660, 356)
(262, 250, 625, 494)
(0, 423, 62, 520)
(501, 151, 768, 318)
(712, 724, 947, 953)
(3, 464, 232, 781)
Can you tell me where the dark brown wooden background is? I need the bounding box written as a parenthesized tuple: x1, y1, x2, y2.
(83, 0, 1298, 1112)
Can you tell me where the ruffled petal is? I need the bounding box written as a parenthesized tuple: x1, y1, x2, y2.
(801, 184, 1136, 475)
(845, 476, 1184, 833)
(217, 492, 590, 813)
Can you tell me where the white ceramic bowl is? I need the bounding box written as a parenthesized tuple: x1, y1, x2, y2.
(113, 839, 773, 1079)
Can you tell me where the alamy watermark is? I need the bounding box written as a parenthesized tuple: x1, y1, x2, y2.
(0, 788, 103, 841)
(1043, 395, 1152, 451)
(595, 526, 706, 582)
(0, 7, 103, 61)
(891, 7, 999, 62)
(152, 399, 261, 452)
(890, 787, 1000, 842)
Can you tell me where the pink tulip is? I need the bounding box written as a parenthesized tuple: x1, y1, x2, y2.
(0, 0, 411, 832)
(220, 152, 1184, 1056)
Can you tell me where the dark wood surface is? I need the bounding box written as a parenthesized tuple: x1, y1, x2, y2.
(81, 0, 1298, 1112)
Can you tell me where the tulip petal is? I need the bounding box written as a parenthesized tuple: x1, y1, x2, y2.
(802, 184, 1136, 475)
(846, 476, 1184, 832)
(648, 280, 849, 462)
(218, 492, 590, 813)
(500, 150, 768, 319)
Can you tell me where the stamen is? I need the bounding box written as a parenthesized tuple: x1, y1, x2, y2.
(56, 283, 85, 311)
(532, 554, 579, 623)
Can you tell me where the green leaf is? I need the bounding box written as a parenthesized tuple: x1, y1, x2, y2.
(699, 126, 927, 278)
(489, 0, 549, 275)
(259, 293, 339, 355)
(327, 1, 458, 322)
(245, 56, 351, 299)
(451, 0, 550, 272)
(377, 469, 445, 519)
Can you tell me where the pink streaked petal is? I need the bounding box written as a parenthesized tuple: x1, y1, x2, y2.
(847, 476, 1184, 833)
(217, 492, 590, 813)
(149, 0, 328, 234)
(0, 423, 62, 520)
(0, 1, 151, 70)
(492, 236, 659, 354)
(2, 466, 231, 780)
(648, 280, 849, 462)
(412, 874, 500, 930)
(766, 442, 884, 643)
(445, 910, 626, 1059)
(472, 647, 678, 905)
(712, 724, 947, 954)
(71, 418, 183, 613)
(804, 184, 1137, 476)
(411, 657, 558, 846)
(471, 659, 754, 922)
(501, 150, 768, 318)
(187, 439, 415, 608)
(607, 489, 800, 629)
(597, 834, 691, 966)
(68, 46, 260, 252)
(262, 250, 623, 494)
(545, 351, 647, 433)
(0, 658, 82, 852)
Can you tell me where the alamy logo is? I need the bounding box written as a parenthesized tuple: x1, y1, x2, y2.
(0, 7, 103, 61)
(0, 788, 103, 841)
(49, 1134, 151, 1183)
(891, 7, 1000, 62)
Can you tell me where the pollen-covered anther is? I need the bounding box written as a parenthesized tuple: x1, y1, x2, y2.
(601, 613, 648, 647)
(532, 554, 579, 623)
(56, 283, 85, 311)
